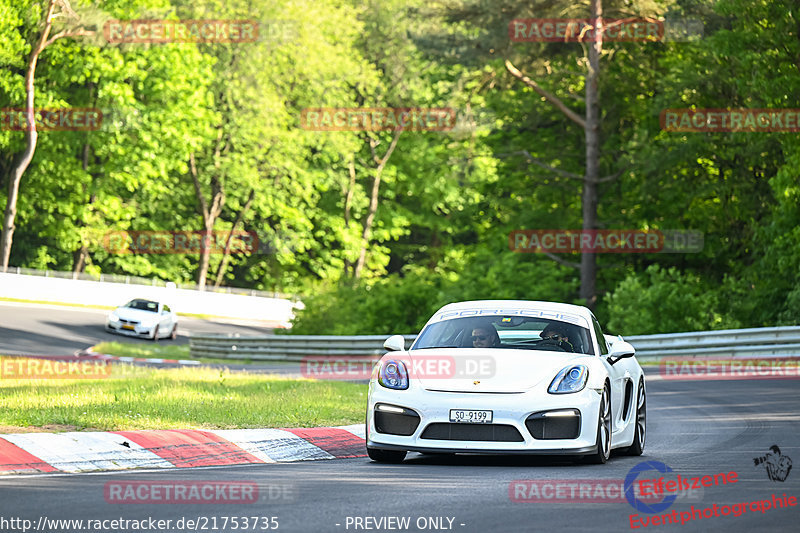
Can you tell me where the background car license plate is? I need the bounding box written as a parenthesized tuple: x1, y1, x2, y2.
(449, 409, 492, 423)
(122, 325, 135, 330)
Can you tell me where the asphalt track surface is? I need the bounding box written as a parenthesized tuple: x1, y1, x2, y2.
(0, 301, 277, 355)
(0, 378, 797, 533)
(0, 302, 310, 374)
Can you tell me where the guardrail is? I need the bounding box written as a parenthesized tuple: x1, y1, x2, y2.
(625, 327, 800, 361)
(190, 335, 417, 361)
(189, 327, 800, 362)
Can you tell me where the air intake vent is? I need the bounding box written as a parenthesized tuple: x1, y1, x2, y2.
(420, 423, 524, 442)
(525, 409, 581, 440)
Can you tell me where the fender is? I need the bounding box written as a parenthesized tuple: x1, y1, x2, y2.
(585, 357, 610, 392)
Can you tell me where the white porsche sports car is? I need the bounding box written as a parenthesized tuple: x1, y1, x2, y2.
(366, 300, 645, 464)
(105, 298, 178, 341)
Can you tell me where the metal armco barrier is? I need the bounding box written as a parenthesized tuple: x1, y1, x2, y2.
(189, 334, 417, 361)
(625, 326, 800, 362)
(190, 326, 800, 362)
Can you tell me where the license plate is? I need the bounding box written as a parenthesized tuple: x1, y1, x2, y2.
(449, 409, 492, 424)
(122, 325, 135, 331)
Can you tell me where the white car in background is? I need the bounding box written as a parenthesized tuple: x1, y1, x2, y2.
(106, 298, 178, 341)
(366, 300, 646, 464)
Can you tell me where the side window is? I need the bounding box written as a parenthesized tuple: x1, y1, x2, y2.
(592, 316, 608, 355)
(163, 304, 171, 313)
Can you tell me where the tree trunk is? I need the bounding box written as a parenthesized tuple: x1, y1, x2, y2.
(213, 188, 255, 288)
(189, 152, 224, 290)
(0, 1, 56, 271)
(72, 141, 93, 275)
(580, 0, 603, 308)
(504, 0, 606, 309)
(343, 157, 357, 276)
(354, 131, 401, 278)
(0, 0, 93, 271)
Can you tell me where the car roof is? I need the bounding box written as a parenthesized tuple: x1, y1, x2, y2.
(429, 300, 593, 327)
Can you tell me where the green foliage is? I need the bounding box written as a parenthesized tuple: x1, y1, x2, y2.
(289, 248, 580, 334)
(605, 264, 741, 335)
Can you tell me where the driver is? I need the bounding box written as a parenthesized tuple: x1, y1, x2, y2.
(471, 326, 500, 348)
(540, 323, 575, 352)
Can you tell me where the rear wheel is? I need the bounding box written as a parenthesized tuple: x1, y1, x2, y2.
(623, 378, 646, 456)
(367, 447, 407, 463)
(586, 383, 611, 464)
(169, 324, 178, 340)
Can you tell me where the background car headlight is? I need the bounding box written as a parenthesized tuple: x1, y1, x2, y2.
(108, 312, 119, 322)
(378, 360, 409, 390)
(548, 365, 588, 394)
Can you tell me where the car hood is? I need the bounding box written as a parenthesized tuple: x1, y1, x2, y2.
(113, 307, 160, 323)
(406, 348, 592, 393)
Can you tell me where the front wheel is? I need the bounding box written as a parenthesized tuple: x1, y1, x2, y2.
(585, 383, 611, 464)
(623, 378, 646, 456)
(367, 447, 407, 463)
(151, 325, 160, 342)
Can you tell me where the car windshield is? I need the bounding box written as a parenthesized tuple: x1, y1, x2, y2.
(124, 299, 159, 312)
(412, 315, 594, 355)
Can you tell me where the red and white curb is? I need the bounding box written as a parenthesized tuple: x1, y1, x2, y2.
(0, 424, 366, 476)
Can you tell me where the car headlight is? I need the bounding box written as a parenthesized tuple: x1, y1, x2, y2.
(378, 360, 409, 390)
(108, 312, 119, 322)
(548, 365, 588, 394)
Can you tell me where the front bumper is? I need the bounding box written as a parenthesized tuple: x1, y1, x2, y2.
(106, 323, 155, 338)
(366, 382, 602, 454)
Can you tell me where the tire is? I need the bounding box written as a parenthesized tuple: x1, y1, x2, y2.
(585, 383, 612, 464)
(623, 378, 646, 456)
(151, 325, 160, 342)
(367, 447, 407, 463)
(169, 324, 178, 340)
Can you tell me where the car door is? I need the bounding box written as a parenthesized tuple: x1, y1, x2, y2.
(592, 315, 628, 433)
(158, 303, 173, 338)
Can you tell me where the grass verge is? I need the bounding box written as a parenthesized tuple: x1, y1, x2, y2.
(0, 356, 366, 432)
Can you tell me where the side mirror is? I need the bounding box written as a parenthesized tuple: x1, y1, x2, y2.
(383, 334, 406, 352)
(607, 341, 635, 366)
